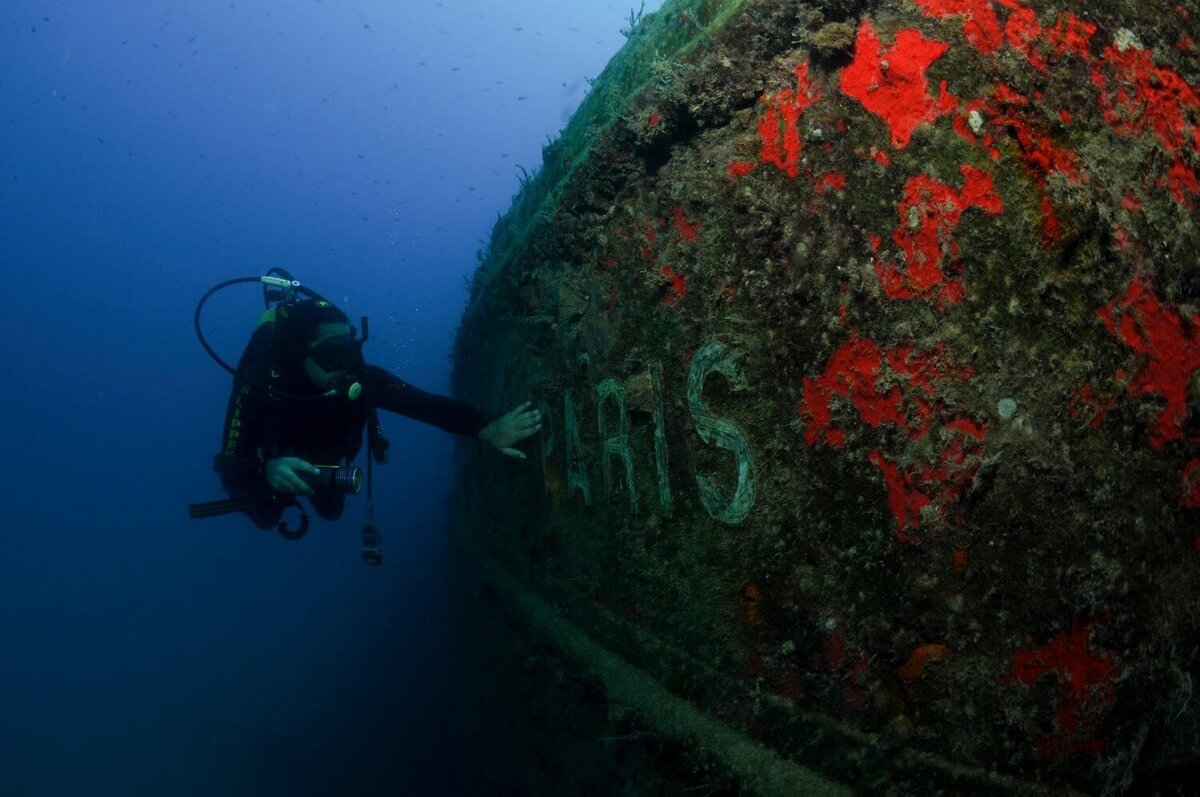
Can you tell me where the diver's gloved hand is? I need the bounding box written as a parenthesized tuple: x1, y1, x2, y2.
(479, 401, 543, 460)
(265, 457, 321, 495)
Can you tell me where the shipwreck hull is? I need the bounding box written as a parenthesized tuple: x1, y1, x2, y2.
(449, 0, 1200, 793)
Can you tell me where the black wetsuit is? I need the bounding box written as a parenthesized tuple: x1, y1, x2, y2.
(214, 324, 491, 529)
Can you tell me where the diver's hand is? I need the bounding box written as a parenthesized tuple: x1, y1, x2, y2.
(478, 401, 543, 460)
(265, 457, 320, 495)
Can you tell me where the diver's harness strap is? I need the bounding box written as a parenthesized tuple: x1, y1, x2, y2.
(360, 406, 388, 566)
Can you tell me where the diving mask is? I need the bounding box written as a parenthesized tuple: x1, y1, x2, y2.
(306, 334, 366, 401)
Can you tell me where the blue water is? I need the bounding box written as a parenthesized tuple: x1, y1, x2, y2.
(0, 2, 659, 794)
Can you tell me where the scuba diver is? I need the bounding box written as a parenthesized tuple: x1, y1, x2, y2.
(189, 270, 540, 563)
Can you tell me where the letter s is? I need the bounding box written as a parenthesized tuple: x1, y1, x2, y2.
(687, 342, 756, 524)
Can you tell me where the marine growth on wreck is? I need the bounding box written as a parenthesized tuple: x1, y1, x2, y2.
(450, 0, 1200, 793)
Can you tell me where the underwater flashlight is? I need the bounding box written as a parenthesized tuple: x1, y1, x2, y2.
(301, 465, 363, 494)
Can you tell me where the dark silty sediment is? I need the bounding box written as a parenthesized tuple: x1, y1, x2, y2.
(450, 0, 1200, 793)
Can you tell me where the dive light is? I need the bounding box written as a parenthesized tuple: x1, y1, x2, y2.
(301, 465, 364, 494)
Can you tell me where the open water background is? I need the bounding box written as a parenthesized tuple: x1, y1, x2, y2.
(0, 2, 661, 794)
